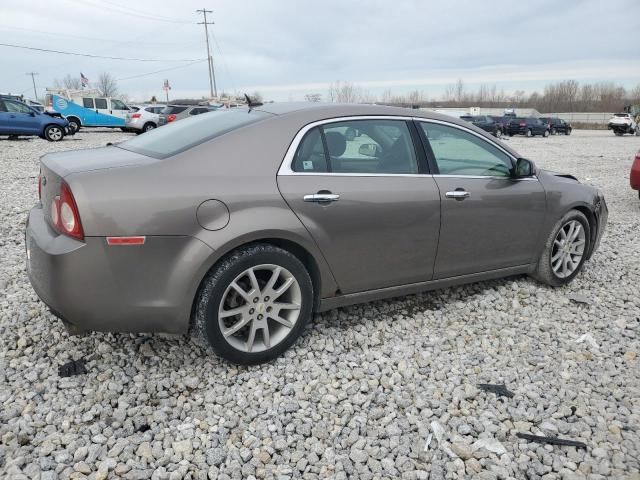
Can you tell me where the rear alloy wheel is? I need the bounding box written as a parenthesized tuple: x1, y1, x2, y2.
(495, 129, 502, 138)
(526, 129, 532, 137)
(531, 210, 590, 287)
(44, 125, 64, 142)
(551, 128, 556, 135)
(193, 244, 313, 364)
(143, 122, 156, 132)
(543, 129, 549, 137)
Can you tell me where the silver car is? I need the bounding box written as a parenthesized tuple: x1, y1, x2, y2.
(125, 105, 164, 133)
(26, 103, 607, 364)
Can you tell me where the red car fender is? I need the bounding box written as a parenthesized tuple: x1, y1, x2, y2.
(631, 151, 640, 191)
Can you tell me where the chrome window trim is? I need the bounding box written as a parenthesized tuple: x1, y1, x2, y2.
(277, 115, 526, 178)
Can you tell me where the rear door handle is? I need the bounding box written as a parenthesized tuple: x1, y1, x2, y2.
(445, 190, 470, 200)
(304, 193, 340, 203)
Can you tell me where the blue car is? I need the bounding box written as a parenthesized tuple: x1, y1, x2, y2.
(0, 96, 71, 142)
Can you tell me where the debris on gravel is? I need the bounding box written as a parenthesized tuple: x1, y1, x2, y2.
(1, 130, 639, 478)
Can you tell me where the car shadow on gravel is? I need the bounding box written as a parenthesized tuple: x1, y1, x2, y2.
(313, 274, 529, 330)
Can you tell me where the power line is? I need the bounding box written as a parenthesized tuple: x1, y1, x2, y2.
(0, 23, 199, 47)
(196, 8, 217, 98)
(84, 0, 195, 24)
(0, 43, 205, 62)
(93, 0, 193, 23)
(116, 59, 208, 81)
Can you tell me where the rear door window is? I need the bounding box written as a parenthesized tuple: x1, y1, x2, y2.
(95, 98, 108, 109)
(83, 98, 94, 108)
(292, 119, 418, 174)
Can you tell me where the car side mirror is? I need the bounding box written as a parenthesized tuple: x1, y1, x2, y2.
(29, 111, 36, 117)
(513, 157, 536, 178)
(358, 143, 381, 157)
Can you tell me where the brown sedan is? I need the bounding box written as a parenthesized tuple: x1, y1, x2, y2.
(26, 103, 607, 364)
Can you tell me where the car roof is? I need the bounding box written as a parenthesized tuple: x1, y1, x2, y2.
(252, 102, 521, 158)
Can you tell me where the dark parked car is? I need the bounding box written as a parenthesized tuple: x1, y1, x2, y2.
(158, 104, 219, 125)
(460, 115, 502, 137)
(540, 117, 572, 135)
(506, 117, 550, 137)
(0, 97, 71, 141)
(26, 103, 607, 364)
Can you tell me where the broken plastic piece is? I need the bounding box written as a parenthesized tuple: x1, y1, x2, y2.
(516, 433, 587, 449)
(58, 358, 87, 377)
(478, 384, 514, 398)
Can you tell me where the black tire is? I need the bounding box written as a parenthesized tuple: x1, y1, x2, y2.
(120, 127, 128, 132)
(614, 131, 623, 136)
(526, 129, 532, 137)
(345, 128, 356, 141)
(565, 129, 571, 135)
(67, 117, 80, 133)
(142, 122, 156, 132)
(44, 125, 64, 142)
(551, 128, 556, 135)
(495, 129, 502, 138)
(193, 244, 314, 365)
(530, 210, 591, 287)
(543, 129, 549, 137)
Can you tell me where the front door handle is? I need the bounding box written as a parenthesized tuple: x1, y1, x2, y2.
(304, 193, 340, 203)
(445, 190, 470, 200)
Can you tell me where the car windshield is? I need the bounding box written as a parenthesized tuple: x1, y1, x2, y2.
(614, 113, 629, 117)
(118, 108, 272, 159)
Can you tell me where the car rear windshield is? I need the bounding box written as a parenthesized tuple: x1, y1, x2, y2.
(614, 113, 629, 117)
(118, 109, 272, 159)
(161, 106, 188, 115)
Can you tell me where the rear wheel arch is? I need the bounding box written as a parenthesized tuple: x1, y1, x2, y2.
(189, 237, 323, 330)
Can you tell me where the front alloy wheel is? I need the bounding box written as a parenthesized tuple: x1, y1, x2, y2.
(550, 220, 586, 278)
(531, 210, 591, 287)
(194, 244, 313, 364)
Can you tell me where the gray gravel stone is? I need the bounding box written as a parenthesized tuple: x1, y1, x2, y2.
(1, 129, 639, 479)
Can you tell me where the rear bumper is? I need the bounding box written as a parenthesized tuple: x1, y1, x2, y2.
(124, 119, 144, 131)
(26, 205, 214, 334)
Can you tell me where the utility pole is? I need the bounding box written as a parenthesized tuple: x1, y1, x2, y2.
(196, 8, 218, 99)
(26, 72, 39, 100)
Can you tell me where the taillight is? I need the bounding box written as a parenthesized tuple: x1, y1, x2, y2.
(167, 114, 176, 122)
(132, 113, 141, 118)
(520, 122, 526, 127)
(50, 181, 84, 240)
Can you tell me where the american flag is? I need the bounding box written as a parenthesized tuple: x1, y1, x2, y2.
(80, 73, 89, 87)
(163, 79, 171, 91)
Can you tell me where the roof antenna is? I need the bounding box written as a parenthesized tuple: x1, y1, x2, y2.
(244, 93, 263, 111)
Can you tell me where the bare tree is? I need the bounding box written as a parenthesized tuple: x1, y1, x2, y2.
(96, 72, 118, 97)
(454, 79, 465, 103)
(53, 74, 82, 90)
(328, 81, 373, 103)
(304, 93, 322, 102)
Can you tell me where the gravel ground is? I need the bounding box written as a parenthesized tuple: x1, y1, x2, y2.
(1, 129, 639, 480)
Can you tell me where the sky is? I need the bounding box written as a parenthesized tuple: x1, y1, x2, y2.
(1, 0, 639, 102)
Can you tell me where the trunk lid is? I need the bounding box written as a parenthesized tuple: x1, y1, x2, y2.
(40, 145, 156, 178)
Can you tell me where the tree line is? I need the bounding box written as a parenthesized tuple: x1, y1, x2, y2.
(314, 79, 640, 113)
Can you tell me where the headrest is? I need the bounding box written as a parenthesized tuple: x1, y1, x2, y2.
(324, 131, 346, 157)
